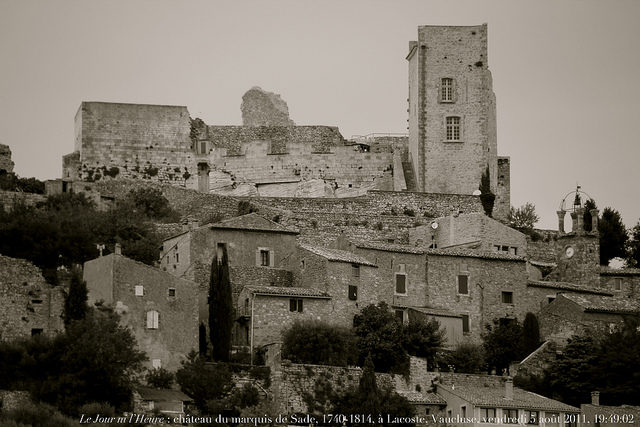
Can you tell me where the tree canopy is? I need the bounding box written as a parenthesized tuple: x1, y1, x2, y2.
(282, 320, 358, 366)
(599, 207, 628, 265)
(627, 219, 640, 268)
(482, 318, 525, 375)
(508, 203, 539, 232)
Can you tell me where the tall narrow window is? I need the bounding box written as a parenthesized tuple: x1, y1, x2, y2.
(457, 274, 469, 294)
(289, 299, 303, 312)
(352, 264, 360, 278)
(441, 78, 453, 102)
(348, 285, 358, 301)
(147, 310, 159, 329)
(395, 273, 407, 294)
(260, 250, 270, 267)
(446, 116, 461, 141)
(461, 314, 470, 333)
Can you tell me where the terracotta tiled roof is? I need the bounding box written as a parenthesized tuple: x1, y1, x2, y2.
(582, 404, 640, 419)
(209, 213, 298, 234)
(353, 241, 525, 261)
(561, 293, 640, 314)
(527, 280, 612, 296)
(438, 376, 578, 412)
(396, 390, 446, 405)
(136, 387, 192, 402)
(244, 285, 331, 298)
(300, 244, 377, 267)
(353, 241, 426, 254)
(406, 306, 463, 318)
(600, 267, 640, 276)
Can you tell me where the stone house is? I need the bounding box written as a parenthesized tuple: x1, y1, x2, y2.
(580, 392, 640, 427)
(160, 213, 298, 330)
(236, 285, 332, 351)
(435, 374, 579, 427)
(599, 267, 640, 302)
(83, 249, 198, 371)
(0, 255, 65, 341)
(538, 293, 640, 343)
(133, 387, 192, 416)
(410, 212, 527, 257)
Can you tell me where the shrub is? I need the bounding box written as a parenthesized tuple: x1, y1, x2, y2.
(282, 320, 358, 366)
(146, 367, 174, 388)
(229, 383, 261, 409)
(440, 343, 486, 373)
(0, 401, 77, 427)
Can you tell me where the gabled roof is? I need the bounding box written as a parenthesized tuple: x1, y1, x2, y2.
(300, 244, 377, 267)
(209, 213, 298, 235)
(136, 387, 192, 402)
(407, 306, 463, 319)
(600, 267, 640, 276)
(527, 280, 612, 296)
(352, 241, 525, 261)
(438, 375, 578, 412)
(561, 293, 640, 314)
(244, 285, 331, 299)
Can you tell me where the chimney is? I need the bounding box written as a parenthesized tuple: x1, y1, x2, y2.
(504, 377, 514, 400)
(114, 243, 122, 255)
(591, 391, 600, 406)
(557, 210, 566, 234)
(590, 208, 599, 233)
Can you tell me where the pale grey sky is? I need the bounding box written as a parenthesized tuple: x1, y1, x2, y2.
(1, 0, 639, 229)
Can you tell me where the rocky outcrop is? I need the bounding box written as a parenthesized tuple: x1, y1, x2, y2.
(241, 87, 295, 127)
(0, 143, 14, 173)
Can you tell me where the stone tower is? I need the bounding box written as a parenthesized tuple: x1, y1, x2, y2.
(407, 24, 507, 218)
(549, 190, 600, 288)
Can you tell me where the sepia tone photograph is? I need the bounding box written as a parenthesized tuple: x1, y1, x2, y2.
(1, 0, 639, 425)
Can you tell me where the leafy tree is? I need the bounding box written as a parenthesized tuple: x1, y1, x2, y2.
(353, 303, 408, 374)
(282, 320, 358, 366)
(209, 244, 233, 362)
(441, 343, 485, 373)
(332, 355, 415, 427)
(508, 203, 540, 232)
(63, 269, 88, 327)
(402, 317, 446, 368)
(229, 382, 261, 409)
(627, 220, 640, 268)
(482, 319, 525, 375)
(146, 367, 174, 388)
(599, 207, 628, 265)
(123, 187, 179, 222)
(547, 335, 599, 406)
(175, 351, 233, 411)
(521, 312, 541, 356)
(479, 165, 495, 217)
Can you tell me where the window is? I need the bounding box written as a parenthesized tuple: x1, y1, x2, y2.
(31, 328, 43, 336)
(301, 259, 305, 269)
(461, 406, 466, 418)
(441, 78, 454, 102)
(289, 299, 303, 312)
(175, 252, 179, 263)
(395, 273, 407, 294)
(524, 410, 539, 425)
(348, 285, 358, 301)
(446, 116, 461, 141)
(135, 285, 144, 296)
(461, 314, 470, 333)
(395, 309, 407, 324)
(168, 288, 176, 297)
(503, 409, 518, 424)
(199, 141, 207, 155)
(216, 243, 225, 264)
(260, 250, 270, 267)
(480, 408, 496, 421)
(352, 264, 360, 278)
(31, 299, 43, 304)
(502, 291, 513, 304)
(613, 278, 622, 291)
(457, 274, 468, 294)
(152, 359, 162, 369)
(147, 310, 159, 329)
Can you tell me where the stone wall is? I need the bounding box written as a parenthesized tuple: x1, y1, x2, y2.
(0, 255, 65, 341)
(0, 390, 31, 411)
(67, 102, 198, 188)
(495, 156, 510, 221)
(0, 190, 46, 212)
(549, 233, 600, 288)
(0, 144, 14, 173)
(600, 271, 640, 302)
(241, 87, 295, 127)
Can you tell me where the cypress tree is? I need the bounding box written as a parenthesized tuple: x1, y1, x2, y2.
(522, 312, 541, 356)
(63, 269, 88, 326)
(479, 165, 495, 217)
(208, 244, 233, 362)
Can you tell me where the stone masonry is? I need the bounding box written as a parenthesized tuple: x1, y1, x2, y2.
(241, 87, 295, 127)
(0, 143, 14, 173)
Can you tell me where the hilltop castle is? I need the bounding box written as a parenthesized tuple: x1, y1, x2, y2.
(61, 24, 510, 219)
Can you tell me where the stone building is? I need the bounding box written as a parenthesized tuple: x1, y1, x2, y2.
(538, 293, 640, 343)
(83, 249, 198, 371)
(406, 25, 509, 220)
(435, 374, 579, 426)
(0, 255, 65, 341)
(599, 267, 640, 302)
(581, 392, 640, 427)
